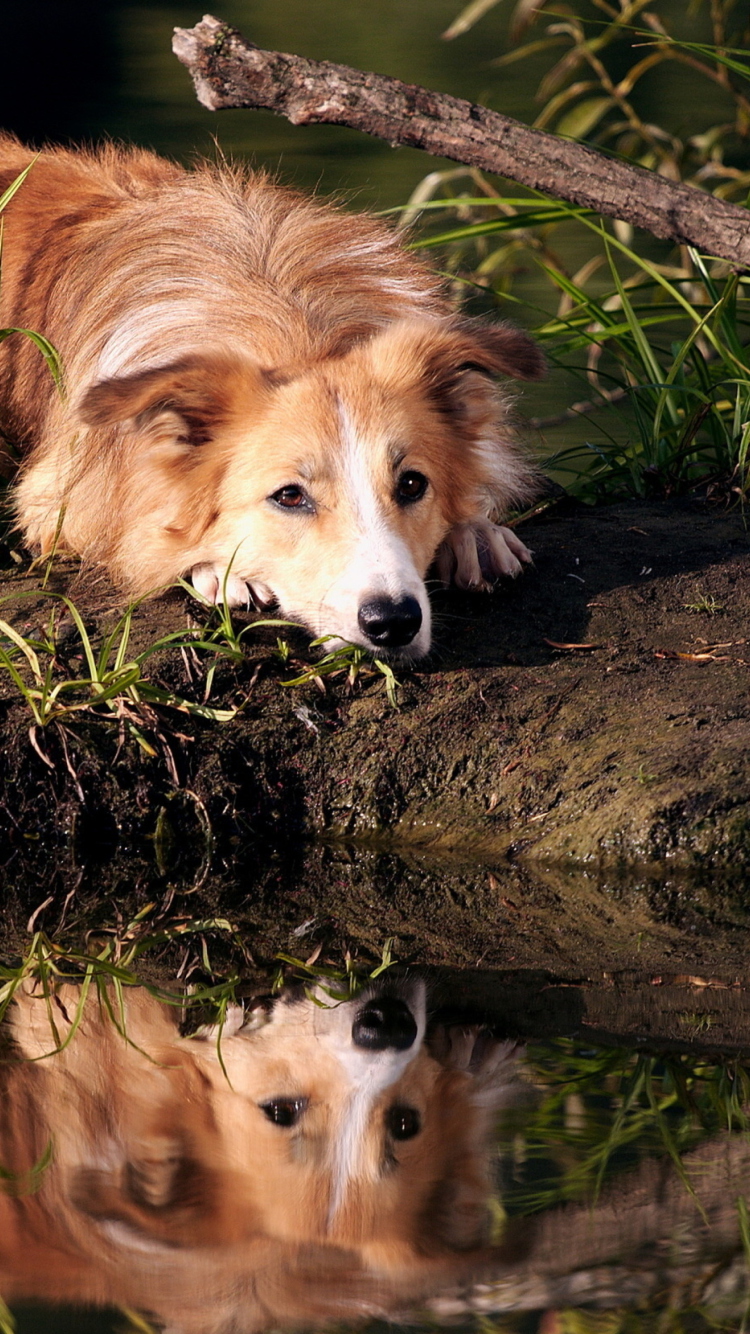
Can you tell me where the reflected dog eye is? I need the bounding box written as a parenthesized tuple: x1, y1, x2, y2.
(259, 1098, 308, 1127)
(270, 485, 309, 510)
(386, 1105, 421, 1140)
(395, 471, 428, 506)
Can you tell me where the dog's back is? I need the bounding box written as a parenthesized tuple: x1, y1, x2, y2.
(0, 135, 444, 444)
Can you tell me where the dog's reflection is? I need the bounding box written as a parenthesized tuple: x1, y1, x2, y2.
(0, 978, 519, 1332)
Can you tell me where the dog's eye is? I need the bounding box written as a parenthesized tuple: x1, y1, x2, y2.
(396, 471, 428, 506)
(386, 1105, 421, 1140)
(259, 1098, 308, 1127)
(270, 485, 307, 509)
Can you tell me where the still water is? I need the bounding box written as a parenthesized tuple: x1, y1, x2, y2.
(2, 955, 750, 1334)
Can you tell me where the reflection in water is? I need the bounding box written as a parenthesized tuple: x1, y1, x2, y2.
(0, 978, 520, 1332)
(2, 976, 750, 1333)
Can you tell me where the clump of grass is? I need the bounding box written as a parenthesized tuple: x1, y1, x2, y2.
(272, 936, 397, 1001)
(685, 590, 725, 615)
(409, 196, 750, 500)
(281, 637, 401, 707)
(0, 576, 405, 772)
(400, 0, 750, 502)
(536, 241, 750, 502)
(0, 914, 246, 1029)
(0, 588, 242, 773)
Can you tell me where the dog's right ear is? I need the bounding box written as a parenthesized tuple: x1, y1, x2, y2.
(78, 351, 273, 447)
(448, 316, 547, 384)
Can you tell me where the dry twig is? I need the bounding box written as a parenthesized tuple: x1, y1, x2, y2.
(173, 15, 750, 267)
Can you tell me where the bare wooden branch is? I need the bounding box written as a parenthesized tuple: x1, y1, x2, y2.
(173, 14, 750, 269)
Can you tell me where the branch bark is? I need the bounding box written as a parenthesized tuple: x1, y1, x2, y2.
(173, 14, 750, 268)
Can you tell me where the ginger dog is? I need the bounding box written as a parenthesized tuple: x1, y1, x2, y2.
(0, 978, 521, 1333)
(0, 136, 544, 656)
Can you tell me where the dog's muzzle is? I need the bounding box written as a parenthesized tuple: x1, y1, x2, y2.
(357, 595, 422, 649)
(351, 996, 419, 1052)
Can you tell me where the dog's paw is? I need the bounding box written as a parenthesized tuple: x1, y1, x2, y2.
(190, 562, 251, 608)
(435, 520, 532, 591)
(429, 1023, 521, 1107)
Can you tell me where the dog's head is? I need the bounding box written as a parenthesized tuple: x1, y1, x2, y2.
(185, 979, 518, 1259)
(79, 316, 544, 657)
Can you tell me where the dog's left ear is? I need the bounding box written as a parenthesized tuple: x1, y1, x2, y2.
(421, 318, 545, 423)
(369, 317, 544, 424)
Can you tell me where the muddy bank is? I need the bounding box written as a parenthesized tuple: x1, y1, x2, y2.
(293, 496, 750, 870)
(3, 497, 748, 868)
(0, 497, 748, 973)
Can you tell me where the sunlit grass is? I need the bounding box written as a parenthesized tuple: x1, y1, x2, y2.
(0, 576, 405, 768)
(399, 0, 750, 505)
(404, 193, 750, 501)
(281, 636, 400, 707)
(272, 936, 396, 1001)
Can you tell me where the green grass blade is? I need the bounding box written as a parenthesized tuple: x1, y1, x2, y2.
(0, 328, 63, 394)
(0, 158, 37, 213)
(0, 617, 43, 682)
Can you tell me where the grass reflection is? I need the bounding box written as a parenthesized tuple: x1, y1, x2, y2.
(499, 1038, 750, 1216)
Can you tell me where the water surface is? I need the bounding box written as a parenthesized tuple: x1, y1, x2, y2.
(2, 940, 750, 1334)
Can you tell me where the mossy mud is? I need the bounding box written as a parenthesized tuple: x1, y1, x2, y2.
(0, 497, 749, 980)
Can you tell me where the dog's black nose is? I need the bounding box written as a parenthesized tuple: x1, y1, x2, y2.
(357, 596, 422, 648)
(352, 997, 418, 1052)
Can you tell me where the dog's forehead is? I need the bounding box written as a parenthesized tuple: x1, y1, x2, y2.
(272, 364, 413, 446)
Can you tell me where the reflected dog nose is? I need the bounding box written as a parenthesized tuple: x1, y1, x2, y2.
(352, 997, 418, 1051)
(357, 596, 422, 648)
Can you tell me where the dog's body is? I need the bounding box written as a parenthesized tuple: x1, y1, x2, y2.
(0, 136, 543, 655)
(1, 979, 519, 1332)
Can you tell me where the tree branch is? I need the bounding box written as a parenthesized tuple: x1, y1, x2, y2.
(173, 14, 750, 269)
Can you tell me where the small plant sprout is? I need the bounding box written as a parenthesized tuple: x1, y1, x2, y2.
(274, 636, 292, 665)
(684, 590, 725, 615)
(0, 590, 239, 733)
(272, 937, 397, 1002)
(635, 763, 658, 786)
(282, 638, 401, 707)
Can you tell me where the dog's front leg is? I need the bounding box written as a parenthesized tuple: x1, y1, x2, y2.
(435, 519, 532, 592)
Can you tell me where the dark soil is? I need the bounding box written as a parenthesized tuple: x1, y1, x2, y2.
(0, 496, 749, 981)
